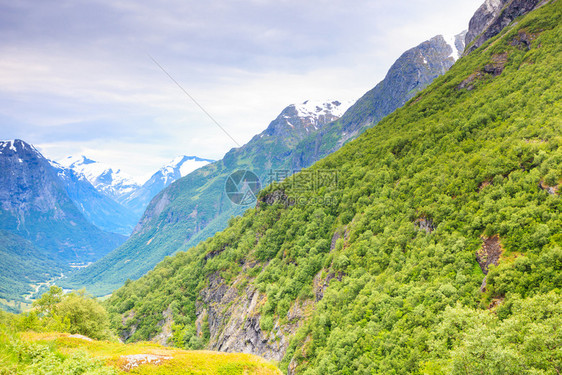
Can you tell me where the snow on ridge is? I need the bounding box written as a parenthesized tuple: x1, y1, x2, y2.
(158, 155, 214, 178)
(0, 139, 42, 157)
(61, 155, 140, 188)
(443, 34, 459, 61)
(294, 99, 355, 119)
(0, 140, 18, 153)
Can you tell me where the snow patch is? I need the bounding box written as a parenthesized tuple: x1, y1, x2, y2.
(294, 99, 355, 119)
(443, 34, 461, 61)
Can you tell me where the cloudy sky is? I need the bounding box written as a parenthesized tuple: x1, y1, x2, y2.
(0, 0, 482, 182)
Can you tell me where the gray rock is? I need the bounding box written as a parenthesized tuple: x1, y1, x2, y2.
(464, 0, 544, 54)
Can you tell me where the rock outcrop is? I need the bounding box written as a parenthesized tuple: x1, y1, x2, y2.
(464, 0, 545, 54)
(196, 271, 312, 361)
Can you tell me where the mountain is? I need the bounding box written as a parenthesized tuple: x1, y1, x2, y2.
(61, 155, 140, 204)
(47, 160, 139, 236)
(288, 33, 466, 169)
(59, 100, 353, 295)
(105, 1, 562, 373)
(62, 32, 466, 296)
(61, 33, 468, 297)
(0, 139, 126, 264)
(121, 155, 215, 216)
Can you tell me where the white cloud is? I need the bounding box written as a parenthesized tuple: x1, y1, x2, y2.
(0, 0, 483, 180)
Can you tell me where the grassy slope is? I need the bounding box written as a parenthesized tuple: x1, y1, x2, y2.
(0, 330, 281, 374)
(105, 2, 562, 373)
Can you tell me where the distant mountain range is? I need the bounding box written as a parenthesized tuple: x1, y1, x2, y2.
(0, 139, 214, 310)
(48, 159, 138, 236)
(120, 155, 215, 217)
(0, 140, 126, 307)
(60, 156, 140, 205)
(61, 31, 468, 296)
(60, 154, 215, 225)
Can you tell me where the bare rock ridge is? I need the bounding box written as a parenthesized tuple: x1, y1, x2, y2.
(464, 0, 545, 54)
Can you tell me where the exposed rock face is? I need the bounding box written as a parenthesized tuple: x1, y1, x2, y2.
(477, 235, 503, 275)
(464, 0, 544, 54)
(477, 235, 504, 292)
(132, 192, 171, 235)
(153, 306, 173, 346)
(415, 217, 435, 234)
(197, 271, 311, 361)
(465, 0, 509, 49)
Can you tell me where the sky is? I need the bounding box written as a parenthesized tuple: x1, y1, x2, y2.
(0, 0, 483, 183)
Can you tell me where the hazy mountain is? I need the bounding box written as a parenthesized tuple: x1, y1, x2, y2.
(61, 156, 140, 203)
(121, 155, 215, 217)
(0, 139, 126, 264)
(48, 160, 138, 236)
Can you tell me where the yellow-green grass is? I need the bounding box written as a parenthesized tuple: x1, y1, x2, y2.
(22, 332, 282, 375)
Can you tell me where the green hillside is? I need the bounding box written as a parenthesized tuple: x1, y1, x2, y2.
(0, 230, 66, 305)
(106, 1, 561, 374)
(0, 316, 281, 374)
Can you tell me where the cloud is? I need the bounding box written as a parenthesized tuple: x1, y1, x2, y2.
(0, 0, 483, 180)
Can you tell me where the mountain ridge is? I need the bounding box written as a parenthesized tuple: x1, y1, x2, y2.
(104, 2, 562, 373)
(63, 32, 472, 297)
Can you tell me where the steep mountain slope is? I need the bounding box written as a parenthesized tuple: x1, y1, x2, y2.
(121, 155, 215, 216)
(60, 100, 352, 295)
(288, 34, 466, 169)
(106, 2, 562, 374)
(0, 140, 126, 264)
(63, 33, 465, 297)
(0, 230, 64, 307)
(61, 156, 140, 205)
(49, 160, 138, 236)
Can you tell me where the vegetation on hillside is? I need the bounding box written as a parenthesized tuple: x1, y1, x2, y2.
(106, 1, 562, 374)
(61, 34, 457, 297)
(0, 294, 281, 374)
(0, 230, 65, 305)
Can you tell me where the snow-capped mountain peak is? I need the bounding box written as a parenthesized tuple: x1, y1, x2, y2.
(263, 99, 355, 141)
(161, 155, 215, 179)
(60, 155, 139, 202)
(293, 100, 354, 119)
(0, 139, 42, 157)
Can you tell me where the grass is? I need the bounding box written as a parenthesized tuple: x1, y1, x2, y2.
(20, 332, 282, 375)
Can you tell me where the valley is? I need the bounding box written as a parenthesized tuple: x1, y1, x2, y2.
(0, 0, 560, 374)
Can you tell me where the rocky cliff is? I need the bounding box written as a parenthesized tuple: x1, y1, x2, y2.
(464, 0, 546, 54)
